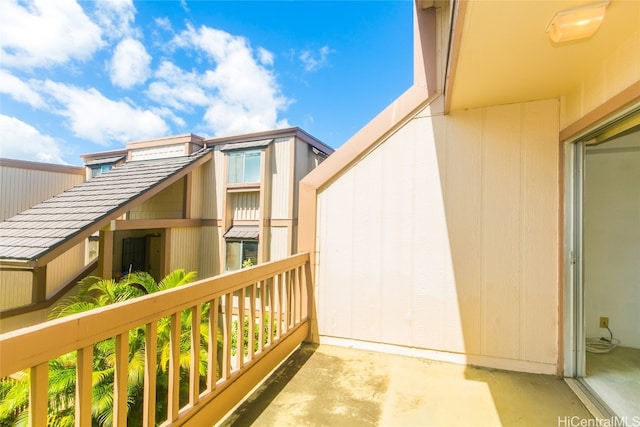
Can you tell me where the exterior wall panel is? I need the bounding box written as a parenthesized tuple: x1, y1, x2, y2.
(0, 162, 84, 221)
(170, 227, 201, 277)
(198, 226, 220, 278)
(0, 270, 32, 310)
(214, 150, 225, 219)
(129, 179, 184, 219)
(130, 144, 184, 161)
(316, 98, 560, 373)
(270, 138, 292, 219)
(231, 192, 260, 220)
(46, 242, 86, 298)
(269, 227, 289, 261)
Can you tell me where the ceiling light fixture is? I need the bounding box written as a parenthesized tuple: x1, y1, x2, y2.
(546, 1, 610, 43)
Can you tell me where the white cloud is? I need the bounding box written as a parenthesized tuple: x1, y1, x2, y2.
(43, 81, 169, 145)
(0, 0, 103, 69)
(299, 45, 333, 72)
(93, 0, 137, 40)
(257, 47, 274, 66)
(155, 17, 173, 32)
(0, 69, 46, 109)
(172, 25, 290, 136)
(0, 115, 66, 164)
(110, 38, 151, 89)
(146, 61, 209, 111)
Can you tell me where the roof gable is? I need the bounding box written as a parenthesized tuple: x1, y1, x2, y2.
(0, 150, 212, 264)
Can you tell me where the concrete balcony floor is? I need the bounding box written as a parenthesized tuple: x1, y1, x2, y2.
(221, 344, 592, 426)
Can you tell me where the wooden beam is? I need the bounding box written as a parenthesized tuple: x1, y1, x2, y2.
(31, 266, 47, 304)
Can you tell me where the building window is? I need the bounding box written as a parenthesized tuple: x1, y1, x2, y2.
(90, 164, 113, 178)
(227, 150, 260, 184)
(226, 240, 258, 271)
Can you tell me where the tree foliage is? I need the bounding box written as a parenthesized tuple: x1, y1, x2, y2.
(0, 270, 219, 427)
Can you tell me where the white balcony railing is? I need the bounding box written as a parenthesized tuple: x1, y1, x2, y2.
(0, 253, 311, 426)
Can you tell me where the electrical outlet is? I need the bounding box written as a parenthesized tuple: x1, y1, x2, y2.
(599, 317, 609, 328)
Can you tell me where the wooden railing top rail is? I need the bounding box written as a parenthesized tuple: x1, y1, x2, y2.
(0, 252, 310, 378)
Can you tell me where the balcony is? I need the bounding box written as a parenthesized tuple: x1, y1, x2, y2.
(0, 252, 591, 426)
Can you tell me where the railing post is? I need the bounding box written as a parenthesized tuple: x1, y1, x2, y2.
(75, 346, 93, 427)
(143, 322, 157, 427)
(114, 333, 128, 426)
(168, 312, 180, 422)
(29, 362, 48, 427)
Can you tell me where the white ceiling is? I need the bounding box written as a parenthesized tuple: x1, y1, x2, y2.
(449, 0, 640, 111)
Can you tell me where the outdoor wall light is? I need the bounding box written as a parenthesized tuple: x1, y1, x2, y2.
(546, 1, 610, 43)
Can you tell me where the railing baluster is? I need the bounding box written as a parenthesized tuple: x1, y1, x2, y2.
(258, 280, 265, 353)
(238, 287, 245, 369)
(207, 298, 218, 391)
(168, 312, 180, 422)
(292, 269, 296, 325)
(269, 277, 275, 343)
(222, 293, 232, 379)
(75, 346, 93, 427)
(29, 362, 48, 427)
(143, 322, 157, 427)
(1, 254, 310, 427)
(277, 273, 283, 339)
(248, 283, 256, 361)
(190, 304, 201, 406)
(287, 270, 292, 328)
(114, 333, 128, 427)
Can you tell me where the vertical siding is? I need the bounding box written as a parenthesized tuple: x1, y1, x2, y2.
(562, 2, 640, 128)
(270, 138, 292, 219)
(0, 270, 32, 310)
(231, 192, 260, 220)
(190, 164, 203, 218)
(198, 226, 220, 278)
(316, 98, 560, 371)
(129, 179, 184, 219)
(214, 150, 225, 219)
(293, 140, 311, 219)
(170, 227, 201, 276)
(130, 144, 184, 161)
(0, 165, 84, 221)
(46, 242, 86, 297)
(269, 226, 289, 261)
(190, 160, 216, 219)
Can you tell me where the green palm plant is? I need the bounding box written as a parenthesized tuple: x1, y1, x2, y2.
(0, 269, 212, 427)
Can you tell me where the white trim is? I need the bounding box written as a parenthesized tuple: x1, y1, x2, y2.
(318, 336, 557, 375)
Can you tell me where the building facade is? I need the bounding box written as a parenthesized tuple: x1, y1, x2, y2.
(0, 128, 331, 332)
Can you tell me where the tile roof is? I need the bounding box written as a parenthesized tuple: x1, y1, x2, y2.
(223, 225, 259, 240)
(219, 139, 273, 152)
(0, 151, 211, 263)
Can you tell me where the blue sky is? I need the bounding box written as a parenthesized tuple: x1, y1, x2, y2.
(0, 0, 413, 165)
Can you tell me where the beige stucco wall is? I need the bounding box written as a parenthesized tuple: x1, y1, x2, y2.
(562, 11, 640, 129)
(315, 97, 560, 374)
